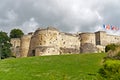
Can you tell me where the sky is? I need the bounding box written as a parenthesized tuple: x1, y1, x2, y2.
(0, 0, 120, 35)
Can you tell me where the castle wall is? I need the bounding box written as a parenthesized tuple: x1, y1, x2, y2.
(10, 38, 21, 57)
(35, 46, 59, 56)
(10, 38, 21, 47)
(59, 33, 80, 54)
(20, 35, 32, 57)
(28, 27, 60, 56)
(95, 31, 120, 46)
(80, 33, 97, 53)
(80, 33, 96, 45)
(95, 31, 107, 46)
(11, 27, 120, 57)
(106, 34, 120, 44)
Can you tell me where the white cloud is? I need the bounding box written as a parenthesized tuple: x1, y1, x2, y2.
(22, 18, 39, 34)
(0, 0, 120, 36)
(6, 10, 18, 21)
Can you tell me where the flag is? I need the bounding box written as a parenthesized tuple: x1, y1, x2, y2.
(103, 24, 111, 30)
(106, 24, 111, 30)
(103, 24, 119, 31)
(111, 26, 119, 31)
(111, 26, 116, 30)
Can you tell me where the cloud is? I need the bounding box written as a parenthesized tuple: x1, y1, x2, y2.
(0, 0, 120, 35)
(22, 18, 39, 34)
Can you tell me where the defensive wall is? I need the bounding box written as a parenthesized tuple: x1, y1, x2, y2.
(10, 27, 120, 57)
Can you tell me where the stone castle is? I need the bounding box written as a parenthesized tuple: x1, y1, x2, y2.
(10, 27, 120, 57)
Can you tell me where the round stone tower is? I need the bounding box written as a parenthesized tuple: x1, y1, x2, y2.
(79, 33, 97, 53)
(20, 34, 32, 57)
(28, 27, 60, 56)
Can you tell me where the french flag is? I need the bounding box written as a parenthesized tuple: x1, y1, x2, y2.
(103, 24, 111, 30)
(103, 24, 119, 31)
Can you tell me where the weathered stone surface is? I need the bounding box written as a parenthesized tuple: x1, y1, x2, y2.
(60, 47, 80, 54)
(20, 35, 32, 57)
(10, 27, 120, 57)
(80, 43, 97, 53)
(10, 38, 20, 57)
(35, 46, 60, 56)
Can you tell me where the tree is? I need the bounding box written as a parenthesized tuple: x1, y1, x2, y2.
(0, 31, 12, 59)
(105, 44, 118, 52)
(10, 29, 24, 38)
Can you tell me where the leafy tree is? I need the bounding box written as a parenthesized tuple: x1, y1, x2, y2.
(0, 31, 12, 59)
(10, 29, 24, 38)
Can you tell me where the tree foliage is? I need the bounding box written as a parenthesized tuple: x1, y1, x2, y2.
(10, 29, 24, 38)
(98, 44, 120, 80)
(0, 31, 12, 59)
(105, 44, 120, 60)
(105, 44, 119, 52)
(98, 60, 120, 80)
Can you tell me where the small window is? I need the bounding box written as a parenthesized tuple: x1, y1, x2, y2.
(32, 50, 35, 56)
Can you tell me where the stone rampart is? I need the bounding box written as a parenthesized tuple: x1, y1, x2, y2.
(28, 27, 60, 56)
(10, 38, 21, 57)
(80, 33, 97, 53)
(59, 32, 80, 54)
(10, 27, 120, 57)
(20, 35, 32, 57)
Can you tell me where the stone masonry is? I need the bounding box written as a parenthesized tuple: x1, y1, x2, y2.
(10, 27, 120, 57)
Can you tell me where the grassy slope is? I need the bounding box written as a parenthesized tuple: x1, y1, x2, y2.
(0, 53, 105, 80)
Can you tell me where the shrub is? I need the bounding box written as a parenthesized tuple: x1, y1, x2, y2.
(107, 47, 120, 60)
(98, 44, 120, 79)
(105, 44, 119, 52)
(98, 59, 120, 80)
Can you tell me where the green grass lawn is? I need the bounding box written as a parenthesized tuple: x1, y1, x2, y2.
(0, 53, 105, 80)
